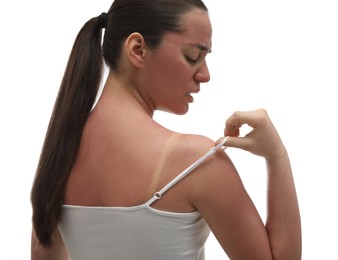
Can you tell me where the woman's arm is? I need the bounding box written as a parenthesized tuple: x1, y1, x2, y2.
(223, 109, 301, 259)
(190, 109, 301, 259)
(31, 227, 69, 260)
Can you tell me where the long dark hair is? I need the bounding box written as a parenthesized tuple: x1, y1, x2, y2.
(31, 0, 207, 247)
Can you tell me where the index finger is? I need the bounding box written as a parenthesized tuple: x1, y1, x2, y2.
(224, 109, 268, 136)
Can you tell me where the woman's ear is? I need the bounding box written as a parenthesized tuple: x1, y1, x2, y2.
(124, 32, 147, 68)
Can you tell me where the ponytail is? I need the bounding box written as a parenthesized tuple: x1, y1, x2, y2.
(31, 16, 104, 246)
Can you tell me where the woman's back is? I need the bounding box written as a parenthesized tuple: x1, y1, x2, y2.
(59, 81, 215, 259)
(64, 81, 214, 213)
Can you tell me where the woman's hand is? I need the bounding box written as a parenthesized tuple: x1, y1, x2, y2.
(218, 109, 287, 161)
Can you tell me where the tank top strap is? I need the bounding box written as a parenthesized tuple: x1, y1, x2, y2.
(146, 137, 229, 206)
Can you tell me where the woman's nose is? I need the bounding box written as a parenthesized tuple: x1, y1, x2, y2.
(194, 61, 210, 83)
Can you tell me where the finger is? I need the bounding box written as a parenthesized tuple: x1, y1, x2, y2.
(224, 109, 270, 135)
(224, 123, 241, 137)
(215, 136, 252, 152)
(225, 110, 258, 130)
(223, 136, 252, 152)
(214, 136, 230, 148)
(215, 137, 225, 146)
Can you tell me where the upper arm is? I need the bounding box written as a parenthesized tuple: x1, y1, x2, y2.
(189, 149, 273, 259)
(31, 227, 69, 260)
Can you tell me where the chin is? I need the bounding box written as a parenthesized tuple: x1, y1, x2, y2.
(159, 105, 189, 116)
(176, 108, 189, 116)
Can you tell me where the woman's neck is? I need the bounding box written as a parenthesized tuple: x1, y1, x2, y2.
(102, 71, 155, 118)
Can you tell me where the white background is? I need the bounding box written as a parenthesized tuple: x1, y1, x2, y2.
(1, 0, 337, 259)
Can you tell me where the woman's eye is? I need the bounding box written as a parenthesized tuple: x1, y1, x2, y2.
(185, 56, 198, 64)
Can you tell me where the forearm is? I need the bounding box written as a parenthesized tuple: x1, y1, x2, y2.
(265, 150, 302, 260)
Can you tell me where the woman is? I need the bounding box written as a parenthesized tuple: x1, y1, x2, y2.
(31, 0, 301, 259)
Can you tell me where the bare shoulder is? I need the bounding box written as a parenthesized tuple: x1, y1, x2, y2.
(165, 133, 217, 170)
(155, 132, 216, 185)
(178, 134, 274, 259)
(176, 133, 215, 153)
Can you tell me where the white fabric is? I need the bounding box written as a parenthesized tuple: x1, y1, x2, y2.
(59, 205, 210, 260)
(58, 139, 228, 259)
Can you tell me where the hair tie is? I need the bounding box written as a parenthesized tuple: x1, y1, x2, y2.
(98, 12, 107, 29)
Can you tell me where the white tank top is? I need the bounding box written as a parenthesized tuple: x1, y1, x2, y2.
(58, 138, 228, 260)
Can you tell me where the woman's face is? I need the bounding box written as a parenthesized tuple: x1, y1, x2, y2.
(141, 9, 212, 115)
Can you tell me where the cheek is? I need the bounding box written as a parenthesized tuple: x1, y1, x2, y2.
(159, 47, 189, 72)
(148, 55, 191, 88)
(164, 59, 192, 86)
(160, 57, 183, 74)
(143, 53, 194, 114)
